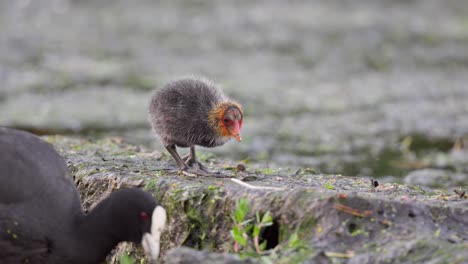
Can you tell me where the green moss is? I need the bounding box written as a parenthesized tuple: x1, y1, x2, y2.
(350, 229, 368, 237)
(119, 254, 136, 264)
(43, 135, 468, 263)
(154, 182, 231, 251)
(407, 185, 426, 195)
(396, 239, 466, 263)
(255, 168, 280, 175)
(196, 152, 216, 162)
(207, 185, 217, 190)
(362, 242, 378, 250)
(279, 215, 317, 244)
(266, 232, 314, 264)
(144, 178, 158, 191)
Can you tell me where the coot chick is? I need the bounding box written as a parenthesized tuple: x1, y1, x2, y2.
(149, 77, 243, 176)
(0, 127, 166, 264)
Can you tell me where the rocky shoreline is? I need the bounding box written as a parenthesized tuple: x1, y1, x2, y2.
(46, 136, 467, 263)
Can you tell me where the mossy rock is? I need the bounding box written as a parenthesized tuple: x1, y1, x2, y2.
(45, 136, 468, 264)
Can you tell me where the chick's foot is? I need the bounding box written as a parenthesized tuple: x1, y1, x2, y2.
(186, 159, 216, 176)
(180, 165, 211, 177)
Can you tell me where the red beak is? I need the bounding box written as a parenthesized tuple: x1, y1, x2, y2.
(231, 120, 242, 142)
(234, 133, 242, 142)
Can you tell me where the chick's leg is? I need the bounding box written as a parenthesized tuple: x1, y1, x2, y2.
(181, 153, 190, 163)
(165, 145, 188, 170)
(179, 147, 196, 164)
(185, 146, 213, 174)
(165, 145, 209, 176)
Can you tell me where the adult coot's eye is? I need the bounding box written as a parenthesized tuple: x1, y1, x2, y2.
(140, 211, 149, 221)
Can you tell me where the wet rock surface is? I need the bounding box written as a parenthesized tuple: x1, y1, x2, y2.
(164, 247, 256, 264)
(1, 0, 468, 181)
(45, 136, 468, 264)
(404, 169, 468, 189)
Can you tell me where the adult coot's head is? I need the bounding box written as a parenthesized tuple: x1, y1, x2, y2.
(89, 188, 167, 261)
(0, 127, 166, 264)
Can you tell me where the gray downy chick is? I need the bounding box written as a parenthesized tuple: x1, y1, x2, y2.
(149, 77, 243, 176)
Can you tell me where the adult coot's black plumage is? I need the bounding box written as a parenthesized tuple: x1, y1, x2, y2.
(0, 127, 166, 264)
(149, 77, 244, 176)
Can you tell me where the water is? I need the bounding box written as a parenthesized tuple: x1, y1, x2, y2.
(1, 0, 468, 184)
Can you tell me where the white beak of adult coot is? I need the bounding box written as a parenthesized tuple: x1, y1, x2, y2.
(142, 206, 167, 263)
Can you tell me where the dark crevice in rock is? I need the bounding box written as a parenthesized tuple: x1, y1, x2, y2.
(259, 220, 280, 250)
(347, 222, 358, 234)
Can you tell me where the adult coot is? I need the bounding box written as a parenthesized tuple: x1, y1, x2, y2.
(0, 127, 166, 264)
(149, 77, 243, 176)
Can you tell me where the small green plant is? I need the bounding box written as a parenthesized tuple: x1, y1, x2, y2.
(230, 199, 312, 262)
(119, 254, 136, 264)
(144, 178, 158, 191)
(263, 232, 312, 264)
(287, 232, 305, 249)
(231, 198, 273, 256)
(253, 211, 273, 253)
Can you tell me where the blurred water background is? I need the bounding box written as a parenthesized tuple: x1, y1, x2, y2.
(1, 0, 468, 187)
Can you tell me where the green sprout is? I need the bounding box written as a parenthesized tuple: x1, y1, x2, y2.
(230, 198, 273, 256)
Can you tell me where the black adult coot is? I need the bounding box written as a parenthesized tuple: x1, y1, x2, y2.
(149, 77, 244, 176)
(0, 127, 166, 264)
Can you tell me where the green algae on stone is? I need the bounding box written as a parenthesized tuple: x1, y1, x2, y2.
(43, 136, 468, 263)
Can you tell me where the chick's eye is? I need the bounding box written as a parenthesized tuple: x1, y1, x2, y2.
(140, 211, 149, 221)
(223, 119, 229, 123)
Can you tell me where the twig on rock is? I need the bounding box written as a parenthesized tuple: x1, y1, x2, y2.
(334, 204, 372, 217)
(230, 178, 285, 191)
(325, 251, 355, 259)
